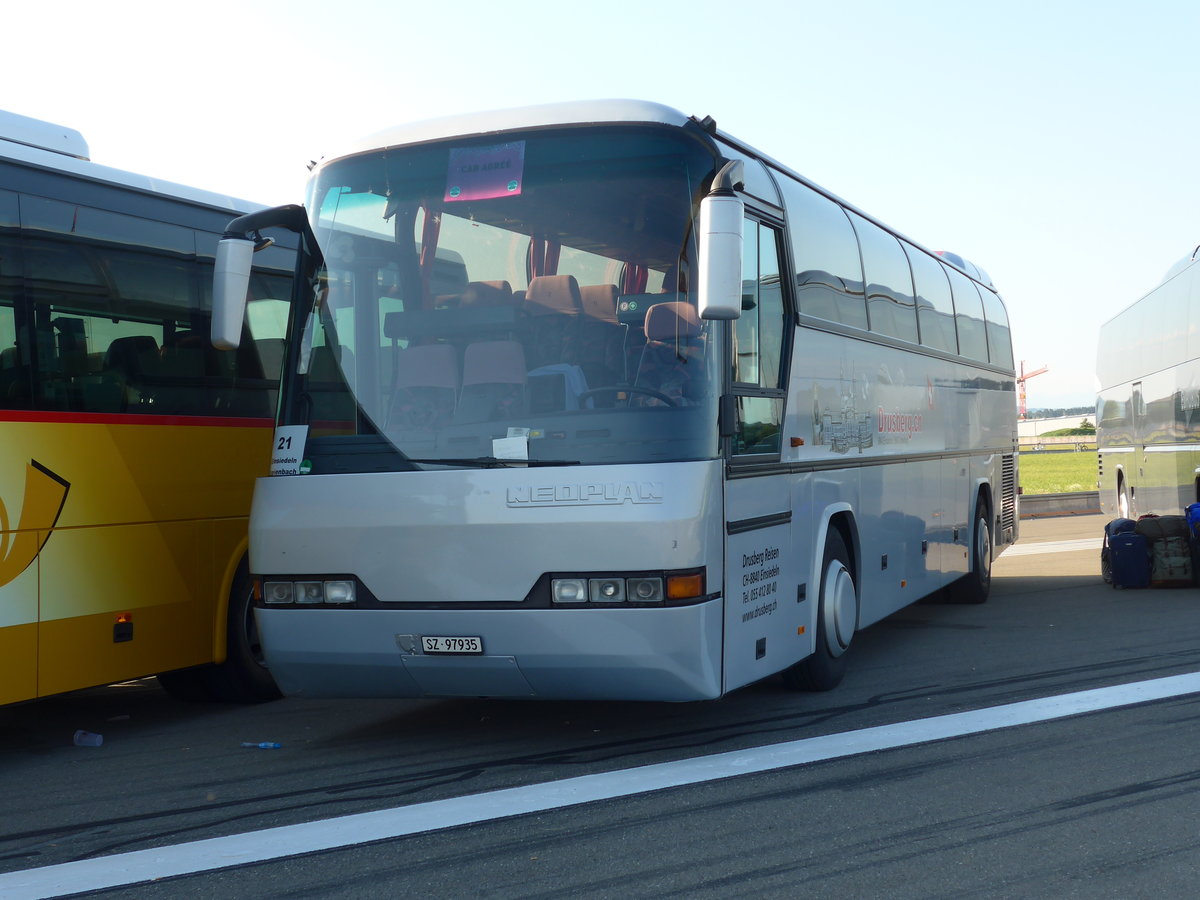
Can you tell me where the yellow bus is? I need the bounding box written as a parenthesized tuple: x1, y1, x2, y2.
(0, 110, 293, 704)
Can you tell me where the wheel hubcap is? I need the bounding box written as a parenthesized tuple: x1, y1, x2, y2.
(823, 560, 856, 657)
(977, 522, 992, 585)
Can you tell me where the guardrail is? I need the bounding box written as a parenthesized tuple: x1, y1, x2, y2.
(1019, 441, 1096, 453)
(1019, 435, 1095, 446)
(1020, 491, 1100, 518)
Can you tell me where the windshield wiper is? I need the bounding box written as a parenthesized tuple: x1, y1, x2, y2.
(407, 457, 581, 468)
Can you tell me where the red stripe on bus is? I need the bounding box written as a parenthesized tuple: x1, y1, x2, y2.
(0, 410, 275, 428)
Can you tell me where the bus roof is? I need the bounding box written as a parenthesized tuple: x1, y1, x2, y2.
(316, 99, 1002, 297)
(322, 99, 693, 166)
(1160, 248, 1199, 284)
(0, 109, 270, 217)
(0, 109, 90, 159)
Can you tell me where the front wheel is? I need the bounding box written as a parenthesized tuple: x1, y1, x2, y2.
(948, 505, 992, 604)
(204, 562, 281, 702)
(782, 529, 856, 692)
(157, 561, 280, 703)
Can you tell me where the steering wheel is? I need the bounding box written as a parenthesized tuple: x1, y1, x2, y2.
(577, 385, 678, 408)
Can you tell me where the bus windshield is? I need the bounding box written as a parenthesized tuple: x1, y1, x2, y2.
(287, 126, 722, 471)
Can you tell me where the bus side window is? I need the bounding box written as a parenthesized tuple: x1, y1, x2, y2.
(778, 181, 866, 330)
(848, 213, 918, 344)
(0, 230, 29, 408)
(732, 220, 786, 456)
(0, 297, 29, 410)
(979, 288, 1014, 369)
(905, 243, 958, 354)
(946, 268, 988, 362)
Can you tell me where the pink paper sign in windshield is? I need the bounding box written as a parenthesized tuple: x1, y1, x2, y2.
(444, 141, 526, 203)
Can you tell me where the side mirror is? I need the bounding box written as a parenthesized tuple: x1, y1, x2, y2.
(697, 160, 745, 321)
(212, 237, 255, 350)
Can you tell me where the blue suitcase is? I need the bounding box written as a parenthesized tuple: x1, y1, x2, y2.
(1107, 531, 1151, 589)
(1101, 518, 1137, 585)
(1186, 503, 1200, 538)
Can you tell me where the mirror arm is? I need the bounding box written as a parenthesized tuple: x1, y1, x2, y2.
(710, 159, 745, 196)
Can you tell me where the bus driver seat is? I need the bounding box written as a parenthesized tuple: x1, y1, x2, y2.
(455, 340, 528, 423)
(387, 343, 460, 430)
(633, 301, 704, 406)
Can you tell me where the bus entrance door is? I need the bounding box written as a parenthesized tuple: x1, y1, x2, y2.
(722, 473, 803, 693)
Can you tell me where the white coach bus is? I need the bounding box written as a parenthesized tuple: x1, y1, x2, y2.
(211, 100, 1018, 701)
(1096, 247, 1200, 518)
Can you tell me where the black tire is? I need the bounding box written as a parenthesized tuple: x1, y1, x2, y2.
(203, 561, 281, 703)
(782, 529, 856, 692)
(158, 561, 280, 703)
(948, 504, 992, 604)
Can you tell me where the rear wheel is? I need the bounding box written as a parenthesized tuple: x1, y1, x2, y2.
(783, 529, 856, 692)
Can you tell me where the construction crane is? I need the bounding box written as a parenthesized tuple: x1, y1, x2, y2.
(1017, 361, 1049, 419)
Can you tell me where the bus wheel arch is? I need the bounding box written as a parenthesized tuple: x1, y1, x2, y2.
(1117, 470, 1132, 519)
(204, 557, 281, 702)
(782, 515, 857, 692)
(157, 556, 280, 703)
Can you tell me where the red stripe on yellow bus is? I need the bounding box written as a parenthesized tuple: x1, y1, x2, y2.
(0, 411, 274, 428)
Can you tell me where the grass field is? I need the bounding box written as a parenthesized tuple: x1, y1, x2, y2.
(1019, 451, 1098, 495)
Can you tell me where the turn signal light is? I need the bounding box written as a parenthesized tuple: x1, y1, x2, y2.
(667, 572, 705, 600)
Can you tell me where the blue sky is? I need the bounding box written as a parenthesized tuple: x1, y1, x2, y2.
(10, 0, 1199, 409)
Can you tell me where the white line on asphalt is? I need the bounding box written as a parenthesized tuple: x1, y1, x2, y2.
(6, 671, 1200, 899)
(1003, 537, 1102, 556)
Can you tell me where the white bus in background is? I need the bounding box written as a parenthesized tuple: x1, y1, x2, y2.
(1097, 247, 1200, 518)
(211, 100, 1019, 701)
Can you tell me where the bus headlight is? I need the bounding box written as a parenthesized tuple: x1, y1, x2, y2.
(258, 576, 362, 607)
(264, 581, 295, 604)
(589, 578, 626, 603)
(627, 577, 664, 602)
(545, 572, 693, 605)
(295, 581, 324, 604)
(551, 578, 589, 603)
(324, 580, 356, 604)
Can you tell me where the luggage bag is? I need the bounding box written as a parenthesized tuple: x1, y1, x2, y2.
(1135, 515, 1194, 587)
(1187, 503, 1200, 536)
(1101, 518, 1138, 586)
(1106, 529, 1151, 589)
(1150, 535, 1193, 586)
